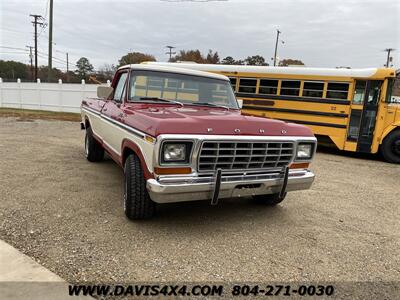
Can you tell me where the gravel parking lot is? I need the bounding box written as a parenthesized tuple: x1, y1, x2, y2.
(0, 117, 399, 289)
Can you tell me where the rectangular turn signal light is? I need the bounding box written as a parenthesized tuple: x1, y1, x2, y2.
(289, 162, 310, 169)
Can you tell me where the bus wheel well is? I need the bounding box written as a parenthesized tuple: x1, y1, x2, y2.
(381, 128, 400, 163)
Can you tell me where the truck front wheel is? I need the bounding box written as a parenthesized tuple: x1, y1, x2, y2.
(381, 129, 400, 163)
(253, 192, 287, 206)
(123, 154, 155, 220)
(85, 127, 104, 162)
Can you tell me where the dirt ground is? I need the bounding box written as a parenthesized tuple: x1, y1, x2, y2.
(0, 117, 399, 295)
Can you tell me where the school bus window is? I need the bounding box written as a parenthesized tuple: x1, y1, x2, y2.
(302, 81, 324, 98)
(228, 77, 237, 91)
(148, 77, 163, 89)
(259, 79, 278, 95)
(385, 79, 394, 103)
(326, 82, 349, 99)
(353, 81, 366, 104)
(367, 82, 381, 104)
(166, 78, 179, 89)
(280, 80, 301, 96)
(182, 80, 198, 90)
(238, 78, 257, 94)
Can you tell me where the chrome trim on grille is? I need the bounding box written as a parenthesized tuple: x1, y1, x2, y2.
(197, 140, 295, 173)
(153, 134, 317, 174)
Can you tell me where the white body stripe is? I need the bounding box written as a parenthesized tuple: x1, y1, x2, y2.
(82, 108, 155, 172)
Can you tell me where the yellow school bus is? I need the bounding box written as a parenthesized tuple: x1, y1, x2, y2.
(145, 62, 400, 163)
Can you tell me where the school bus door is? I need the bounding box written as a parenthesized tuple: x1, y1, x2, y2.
(347, 80, 382, 153)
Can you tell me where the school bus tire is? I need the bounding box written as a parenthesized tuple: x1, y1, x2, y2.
(381, 129, 400, 163)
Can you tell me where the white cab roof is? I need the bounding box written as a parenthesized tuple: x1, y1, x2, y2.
(145, 62, 380, 78)
(118, 64, 230, 81)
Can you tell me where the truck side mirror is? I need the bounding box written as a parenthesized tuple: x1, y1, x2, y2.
(237, 99, 243, 109)
(97, 86, 114, 99)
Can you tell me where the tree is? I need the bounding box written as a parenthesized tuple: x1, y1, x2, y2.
(221, 56, 245, 65)
(38, 66, 64, 82)
(75, 57, 94, 79)
(170, 49, 220, 64)
(171, 50, 203, 63)
(96, 63, 117, 81)
(244, 55, 268, 66)
(118, 52, 156, 67)
(221, 56, 236, 65)
(205, 50, 220, 64)
(0, 60, 29, 81)
(279, 59, 305, 67)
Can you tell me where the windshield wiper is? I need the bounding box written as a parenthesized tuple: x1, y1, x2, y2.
(139, 97, 184, 107)
(188, 102, 230, 110)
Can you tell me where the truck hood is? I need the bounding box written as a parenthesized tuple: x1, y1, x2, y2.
(122, 104, 314, 137)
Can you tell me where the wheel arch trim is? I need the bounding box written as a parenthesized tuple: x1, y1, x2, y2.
(381, 125, 400, 144)
(121, 139, 154, 179)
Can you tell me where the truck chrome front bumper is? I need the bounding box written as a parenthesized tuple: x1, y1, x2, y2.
(146, 169, 314, 204)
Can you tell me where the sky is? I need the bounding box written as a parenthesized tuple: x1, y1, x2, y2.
(0, 0, 399, 71)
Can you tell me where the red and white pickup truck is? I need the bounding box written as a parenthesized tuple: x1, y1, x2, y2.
(81, 64, 316, 219)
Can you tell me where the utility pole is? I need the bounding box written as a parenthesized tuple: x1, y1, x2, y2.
(384, 48, 395, 67)
(48, 0, 54, 82)
(66, 52, 69, 82)
(165, 46, 176, 62)
(26, 45, 34, 81)
(30, 14, 44, 81)
(273, 29, 281, 67)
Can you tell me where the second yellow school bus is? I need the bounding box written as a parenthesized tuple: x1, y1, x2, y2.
(145, 62, 400, 163)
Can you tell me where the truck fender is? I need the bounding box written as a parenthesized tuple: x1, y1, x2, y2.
(121, 139, 154, 180)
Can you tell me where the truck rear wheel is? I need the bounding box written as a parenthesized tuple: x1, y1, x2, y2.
(381, 130, 400, 163)
(123, 154, 155, 220)
(253, 192, 287, 206)
(85, 127, 104, 162)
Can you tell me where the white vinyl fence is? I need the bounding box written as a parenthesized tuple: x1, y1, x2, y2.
(0, 78, 110, 113)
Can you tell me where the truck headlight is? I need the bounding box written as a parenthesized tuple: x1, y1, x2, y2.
(161, 142, 192, 164)
(296, 143, 313, 160)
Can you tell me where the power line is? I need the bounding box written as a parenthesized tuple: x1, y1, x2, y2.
(0, 45, 70, 67)
(0, 46, 30, 51)
(0, 52, 29, 55)
(38, 51, 72, 65)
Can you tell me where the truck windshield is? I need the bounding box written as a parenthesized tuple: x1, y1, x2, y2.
(128, 70, 239, 109)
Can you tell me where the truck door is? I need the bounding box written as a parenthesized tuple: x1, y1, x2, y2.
(101, 71, 128, 154)
(347, 80, 382, 153)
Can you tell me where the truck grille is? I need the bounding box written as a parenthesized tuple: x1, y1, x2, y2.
(198, 141, 295, 173)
